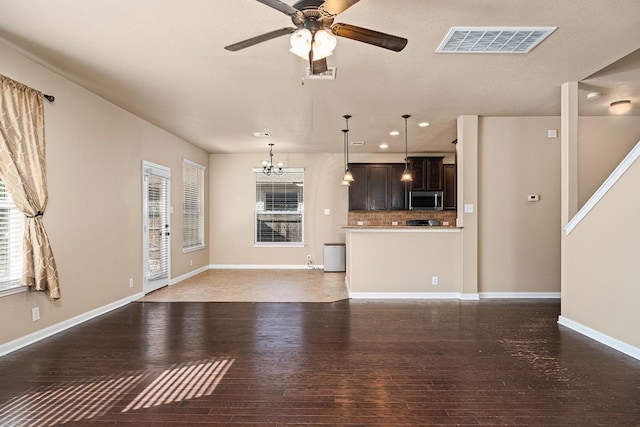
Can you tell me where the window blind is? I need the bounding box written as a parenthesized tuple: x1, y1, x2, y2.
(0, 179, 24, 289)
(254, 170, 304, 246)
(182, 159, 205, 251)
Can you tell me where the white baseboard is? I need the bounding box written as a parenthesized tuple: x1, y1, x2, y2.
(347, 292, 560, 301)
(170, 265, 209, 285)
(479, 292, 561, 299)
(0, 292, 144, 357)
(209, 264, 323, 270)
(349, 292, 465, 300)
(558, 315, 640, 362)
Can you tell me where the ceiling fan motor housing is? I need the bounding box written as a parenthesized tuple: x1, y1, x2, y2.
(292, 0, 335, 29)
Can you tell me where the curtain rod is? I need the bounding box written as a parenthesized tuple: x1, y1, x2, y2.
(43, 94, 55, 102)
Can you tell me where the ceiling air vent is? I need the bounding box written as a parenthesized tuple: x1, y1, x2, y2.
(436, 27, 556, 54)
(305, 67, 337, 80)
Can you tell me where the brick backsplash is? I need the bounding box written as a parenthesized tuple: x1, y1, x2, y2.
(348, 210, 458, 227)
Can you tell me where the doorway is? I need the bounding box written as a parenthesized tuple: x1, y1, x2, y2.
(142, 161, 171, 294)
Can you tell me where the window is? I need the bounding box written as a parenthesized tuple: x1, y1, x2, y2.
(182, 159, 206, 252)
(254, 169, 304, 246)
(0, 179, 24, 293)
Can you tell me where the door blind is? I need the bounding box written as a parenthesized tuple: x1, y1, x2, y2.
(145, 168, 170, 282)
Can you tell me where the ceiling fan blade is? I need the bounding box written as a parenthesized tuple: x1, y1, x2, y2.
(224, 27, 296, 51)
(319, 0, 361, 17)
(331, 23, 408, 52)
(311, 58, 328, 75)
(255, 0, 304, 19)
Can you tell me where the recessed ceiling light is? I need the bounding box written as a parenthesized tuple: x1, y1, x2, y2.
(253, 132, 271, 137)
(586, 92, 601, 100)
(379, 143, 389, 149)
(389, 131, 400, 136)
(418, 122, 430, 127)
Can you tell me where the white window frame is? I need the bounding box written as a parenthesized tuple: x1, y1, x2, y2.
(182, 159, 206, 253)
(254, 168, 304, 248)
(0, 179, 25, 297)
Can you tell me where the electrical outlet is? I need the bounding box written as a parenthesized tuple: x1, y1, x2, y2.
(129, 278, 134, 288)
(432, 276, 439, 286)
(190, 259, 193, 266)
(391, 221, 398, 226)
(32, 307, 40, 321)
(307, 255, 312, 263)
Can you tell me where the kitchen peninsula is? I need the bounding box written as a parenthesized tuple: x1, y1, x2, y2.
(345, 226, 462, 298)
(344, 156, 464, 298)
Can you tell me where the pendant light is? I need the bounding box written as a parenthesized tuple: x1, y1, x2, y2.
(341, 114, 354, 186)
(401, 114, 413, 182)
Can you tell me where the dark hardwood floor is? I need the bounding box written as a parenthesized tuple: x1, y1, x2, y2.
(1, 300, 639, 426)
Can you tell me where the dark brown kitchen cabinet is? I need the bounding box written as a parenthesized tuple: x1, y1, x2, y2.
(348, 163, 407, 211)
(408, 157, 444, 191)
(389, 164, 408, 210)
(347, 164, 368, 210)
(443, 164, 457, 210)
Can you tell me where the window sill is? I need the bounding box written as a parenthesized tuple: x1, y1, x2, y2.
(183, 244, 206, 254)
(0, 285, 27, 298)
(254, 243, 305, 248)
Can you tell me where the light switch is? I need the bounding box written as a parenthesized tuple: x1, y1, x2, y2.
(464, 204, 474, 213)
(528, 194, 540, 202)
(547, 129, 558, 139)
(324, 209, 330, 215)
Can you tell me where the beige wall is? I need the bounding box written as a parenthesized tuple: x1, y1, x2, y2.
(563, 152, 640, 348)
(209, 153, 348, 266)
(478, 117, 561, 293)
(346, 229, 461, 294)
(0, 43, 209, 346)
(458, 115, 479, 294)
(578, 116, 640, 207)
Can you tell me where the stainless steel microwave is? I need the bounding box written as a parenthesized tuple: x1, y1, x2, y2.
(409, 191, 443, 210)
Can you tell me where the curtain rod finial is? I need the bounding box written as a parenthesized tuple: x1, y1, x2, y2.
(43, 94, 55, 102)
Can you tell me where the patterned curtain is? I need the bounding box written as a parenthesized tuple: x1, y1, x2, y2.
(0, 74, 60, 299)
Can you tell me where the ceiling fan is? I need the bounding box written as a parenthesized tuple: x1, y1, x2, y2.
(224, 0, 408, 74)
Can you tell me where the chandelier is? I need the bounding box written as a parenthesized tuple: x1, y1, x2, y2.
(262, 143, 283, 176)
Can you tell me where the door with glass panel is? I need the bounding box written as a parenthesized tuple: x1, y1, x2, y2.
(142, 161, 171, 294)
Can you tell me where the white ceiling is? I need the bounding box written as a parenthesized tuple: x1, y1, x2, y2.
(0, 0, 639, 155)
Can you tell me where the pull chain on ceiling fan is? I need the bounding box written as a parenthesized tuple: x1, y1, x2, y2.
(224, 0, 408, 74)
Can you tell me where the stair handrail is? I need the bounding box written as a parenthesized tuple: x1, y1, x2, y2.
(565, 140, 640, 235)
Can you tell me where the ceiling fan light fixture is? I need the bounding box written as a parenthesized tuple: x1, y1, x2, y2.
(290, 29, 336, 60)
(610, 100, 632, 114)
